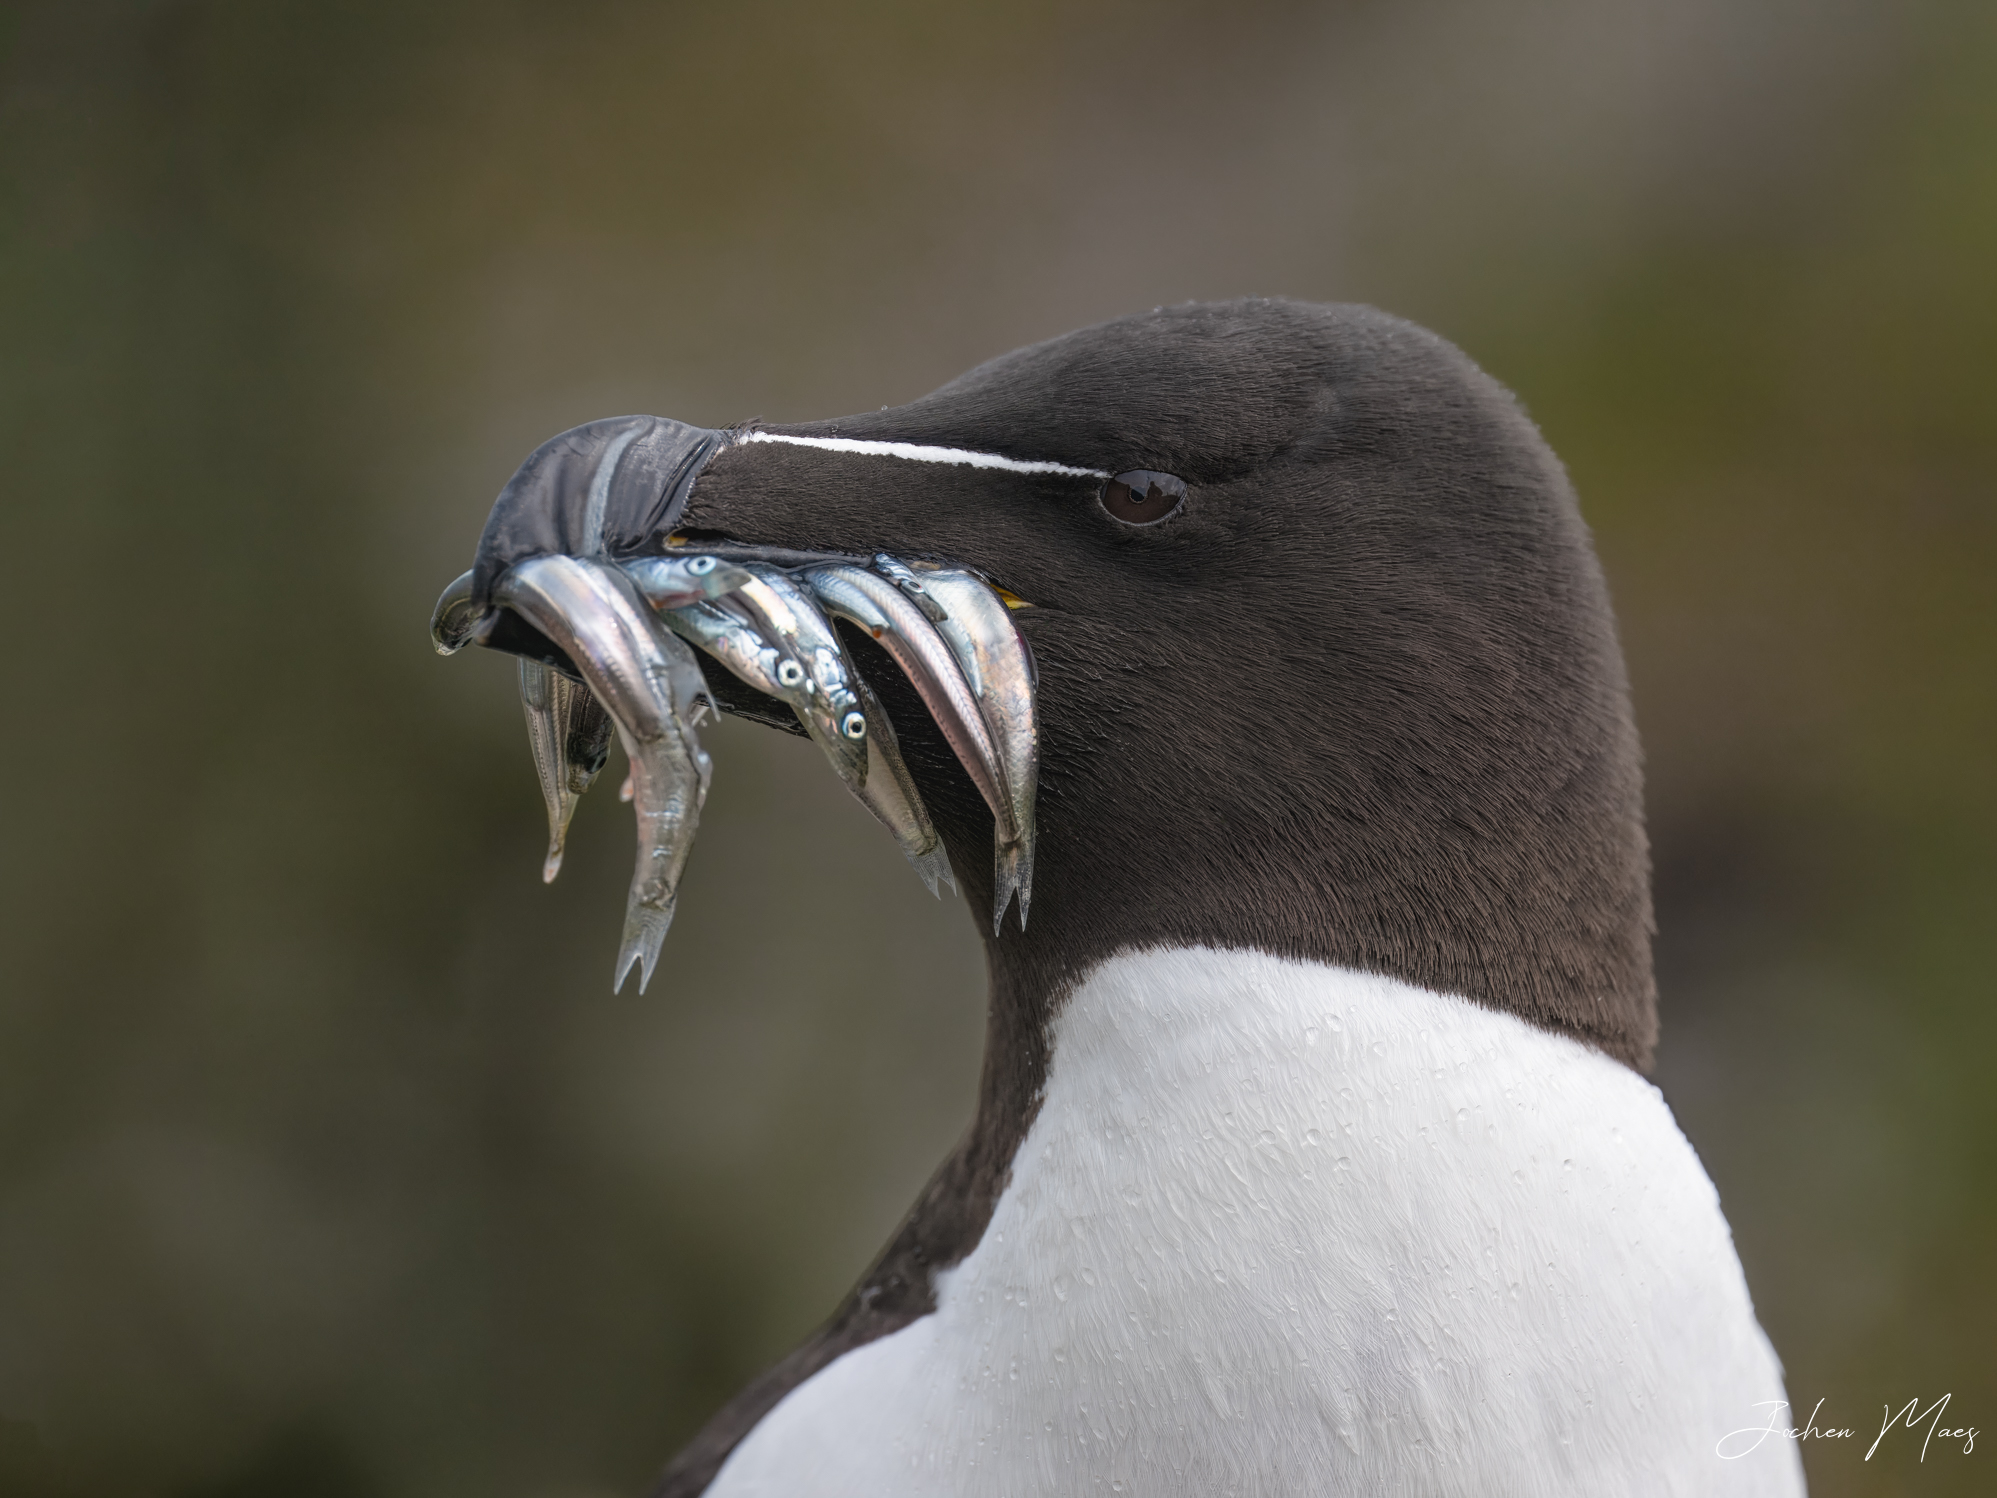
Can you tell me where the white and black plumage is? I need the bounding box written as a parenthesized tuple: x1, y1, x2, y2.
(452, 299, 1804, 1496)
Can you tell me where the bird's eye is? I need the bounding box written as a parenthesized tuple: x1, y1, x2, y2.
(1100, 470, 1186, 525)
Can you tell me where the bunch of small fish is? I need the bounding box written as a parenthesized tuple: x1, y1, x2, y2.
(431, 551, 1038, 992)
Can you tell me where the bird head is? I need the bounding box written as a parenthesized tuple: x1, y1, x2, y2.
(435, 298, 1654, 1065)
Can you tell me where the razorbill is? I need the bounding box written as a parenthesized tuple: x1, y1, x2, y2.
(446, 298, 1805, 1497)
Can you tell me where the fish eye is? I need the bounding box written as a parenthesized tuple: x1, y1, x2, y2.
(688, 555, 716, 575)
(1100, 470, 1186, 525)
(777, 659, 805, 687)
(840, 711, 867, 740)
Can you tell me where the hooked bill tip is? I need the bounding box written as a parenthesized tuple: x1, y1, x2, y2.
(430, 570, 480, 653)
(543, 847, 564, 883)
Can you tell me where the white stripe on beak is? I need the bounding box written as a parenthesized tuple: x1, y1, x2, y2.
(738, 430, 1107, 479)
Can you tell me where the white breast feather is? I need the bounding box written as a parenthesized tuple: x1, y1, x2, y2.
(705, 947, 1805, 1497)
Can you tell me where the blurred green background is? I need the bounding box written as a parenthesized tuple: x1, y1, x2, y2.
(2, 1, 1991, 1494)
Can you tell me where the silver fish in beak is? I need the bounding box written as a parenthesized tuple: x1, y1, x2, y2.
(656, 597, 797, 704)
(487, 554, 714, 994)
(644, 574, 952, 896)
(729, 565, 870, 788)
(798, 564, 1013, 838)
(798, 558, 1039, 928)
(432, 414, 1045, 984)
(517, 658, 614, 883)
(436, 567, 623, 884)
(623, 553, 757, 610)
(849, 671, 954, 897)
(905, 566, 1040, 931)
